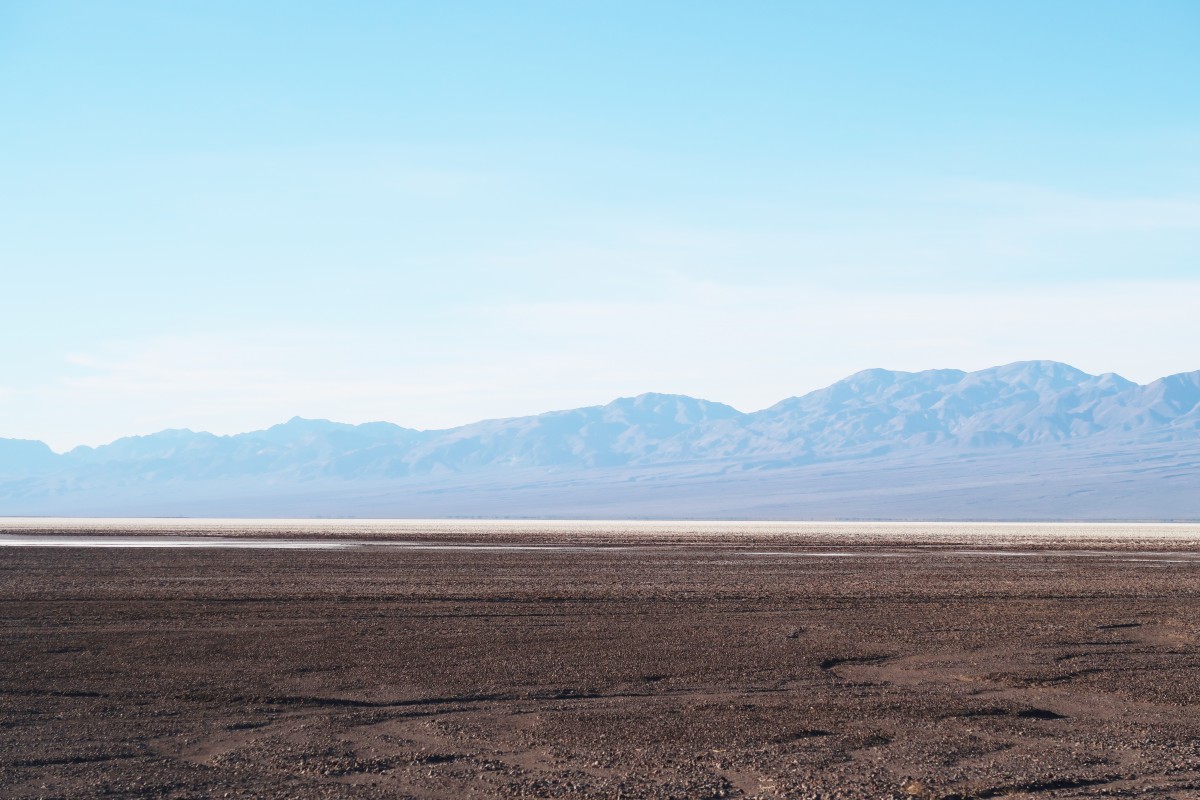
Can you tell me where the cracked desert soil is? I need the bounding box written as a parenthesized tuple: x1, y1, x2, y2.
(2, 522, 1199, 799)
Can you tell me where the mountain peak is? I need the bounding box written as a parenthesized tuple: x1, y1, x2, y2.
(606, 392, 738, 411)
(600, 393, 743, 430)
(281, 416, 335, 427)
(968, 360, 1093, 383)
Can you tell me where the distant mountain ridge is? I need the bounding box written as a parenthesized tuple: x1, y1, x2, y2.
(2, 361, 1198, 519)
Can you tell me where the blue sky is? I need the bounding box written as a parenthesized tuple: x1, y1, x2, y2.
(3, 1, 1199, 450)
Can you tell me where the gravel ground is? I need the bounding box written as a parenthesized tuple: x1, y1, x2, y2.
(2, 523, 1199, 799)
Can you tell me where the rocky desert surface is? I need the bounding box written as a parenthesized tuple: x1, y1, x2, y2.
(2, 521, 1199, 799)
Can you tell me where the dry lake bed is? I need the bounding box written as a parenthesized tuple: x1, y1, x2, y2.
(2, 519, 1200, 799)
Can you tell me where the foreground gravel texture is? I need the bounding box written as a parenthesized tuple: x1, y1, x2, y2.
(2, 522, 1200, 799)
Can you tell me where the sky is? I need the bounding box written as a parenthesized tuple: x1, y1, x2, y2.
(2, 0, 1199, 451)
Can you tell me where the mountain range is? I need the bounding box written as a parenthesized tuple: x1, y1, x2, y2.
(3, 361, 1198, 519)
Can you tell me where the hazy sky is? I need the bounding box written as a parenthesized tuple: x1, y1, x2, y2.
(3, 1, 1199, 450)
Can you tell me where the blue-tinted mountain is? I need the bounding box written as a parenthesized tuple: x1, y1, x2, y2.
(2, 361, 1198, 519)
(0, 438, 59, 476)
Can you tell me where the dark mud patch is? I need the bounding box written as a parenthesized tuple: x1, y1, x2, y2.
(1016, 707, 1068, 720)
(819, 654, 893, 671)
(964, 774, 1117, 797)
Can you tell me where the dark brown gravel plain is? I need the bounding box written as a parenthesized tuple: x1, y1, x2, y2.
(2, 523, 1200, 799)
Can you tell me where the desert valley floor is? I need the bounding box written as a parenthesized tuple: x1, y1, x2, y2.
(2, 520, 1199, 799)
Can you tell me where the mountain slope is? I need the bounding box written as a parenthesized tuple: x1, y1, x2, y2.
(2, 361, 1198, 519)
